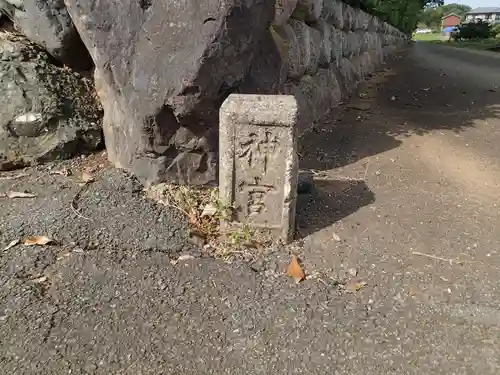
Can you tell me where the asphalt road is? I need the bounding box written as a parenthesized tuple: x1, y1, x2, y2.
(2, 42, 500, 374)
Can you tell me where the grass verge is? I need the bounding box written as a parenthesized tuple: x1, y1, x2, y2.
(412, 33, 445, 42)
(413, 33, 500, 51)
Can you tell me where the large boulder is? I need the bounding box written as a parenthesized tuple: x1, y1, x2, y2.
(315, 21, 332, 67)
(283, 81, 314, 134)
(238, 27, 287, 95)
(0, 32, 102, 170)
(0, 0, 92, 70)
(274, 0, 298, 27)
(64, 0, 274, 185)
(322, 0, 343, 29)
(343, 30, 361, 58)
(330, 26, 343, 67)
(337, 57, 357, 95)
(292, 0, 323, 23)
(281, 21, 305, 79)
(342, 3, 355, 30)
(300, 69, 341, 120)
(284, 20, 321, 79)
(284, 68, 341, 134)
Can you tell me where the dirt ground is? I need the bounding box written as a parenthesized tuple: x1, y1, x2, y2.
(2, 42, 500, 374)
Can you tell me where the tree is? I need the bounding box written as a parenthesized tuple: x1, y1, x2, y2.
(440, 3, 471, 17)
(343, 0, 446, 34)
(418, 3, 472, 30)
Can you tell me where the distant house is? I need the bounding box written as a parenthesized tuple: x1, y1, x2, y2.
(442, 13, 462, 29)
(465, 7, 500, 24)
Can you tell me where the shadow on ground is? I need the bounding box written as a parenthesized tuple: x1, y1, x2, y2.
(296, 44, 500, 237)
(300, 47, 500, 171)
(295, 179, 375, 239)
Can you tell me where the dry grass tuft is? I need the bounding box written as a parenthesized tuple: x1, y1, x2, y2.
(145, 184, 273, 259)
(146, 184, 222, 237)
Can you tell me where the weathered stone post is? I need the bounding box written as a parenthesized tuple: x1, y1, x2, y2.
(219, 94, 299, 243)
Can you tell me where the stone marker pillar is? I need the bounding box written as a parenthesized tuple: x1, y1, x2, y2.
(219, 94, 299, 243)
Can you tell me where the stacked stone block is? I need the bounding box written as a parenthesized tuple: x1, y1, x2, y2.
(272, 0, 407, 131)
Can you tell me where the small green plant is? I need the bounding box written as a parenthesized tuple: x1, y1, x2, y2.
(228, 225, 254, 246)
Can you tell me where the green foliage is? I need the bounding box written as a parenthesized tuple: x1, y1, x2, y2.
(452, 20, 495, 40)
(344, 1, 445, 35)
(492, 24, 500, 37)
(418, 3, 471, 30)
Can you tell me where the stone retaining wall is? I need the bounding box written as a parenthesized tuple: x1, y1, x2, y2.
(1, 0, 407, 184)
(271, 0, 407, 133)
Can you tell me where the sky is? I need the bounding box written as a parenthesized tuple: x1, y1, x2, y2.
(450, 0, 500, 8)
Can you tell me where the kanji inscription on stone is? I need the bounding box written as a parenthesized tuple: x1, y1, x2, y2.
(219, 94, 299, 243)
(237, 130, 280, 173)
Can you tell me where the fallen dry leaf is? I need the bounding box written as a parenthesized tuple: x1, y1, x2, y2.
(170, 254, 196, 265)
(201, 203, 217, 217)
(3, 239, 20, 251)
(306, 271, 321, 280)
(50, 168, 71, 176)
(286, 254, 305, 284)
(178, 254, 195, 261)
(24, 236, 53, 246)
(81, 171, 95, 183)
(187, 208, 200, 226)
(56, 252, 73, 261)
(5, 191, 37, 199)
(32, 276, 47, 284)
(344, 281, 367, 293)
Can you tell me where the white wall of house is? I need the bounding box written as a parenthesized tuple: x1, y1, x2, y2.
(465, 13, 500, 24)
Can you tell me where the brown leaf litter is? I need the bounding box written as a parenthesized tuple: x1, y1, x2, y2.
(1, 191, 37, 199)
(286, 254, 305, 284)
(24, 236, 53, 246)
(3, 239, 20, 251)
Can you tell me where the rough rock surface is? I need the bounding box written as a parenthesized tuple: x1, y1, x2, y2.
(274, 0, 298, 27)
(0, 0, 92, 70)
(337, 57, 357, 94)
(315, 21, 332, 67)
(0, 32, 102, 170)
(322, 0, 343, 28)
(283, 81, 315, 133)
(292, 0, 323, 23)
(64, 0, 274, 185)
(238, 28, 287, 95)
